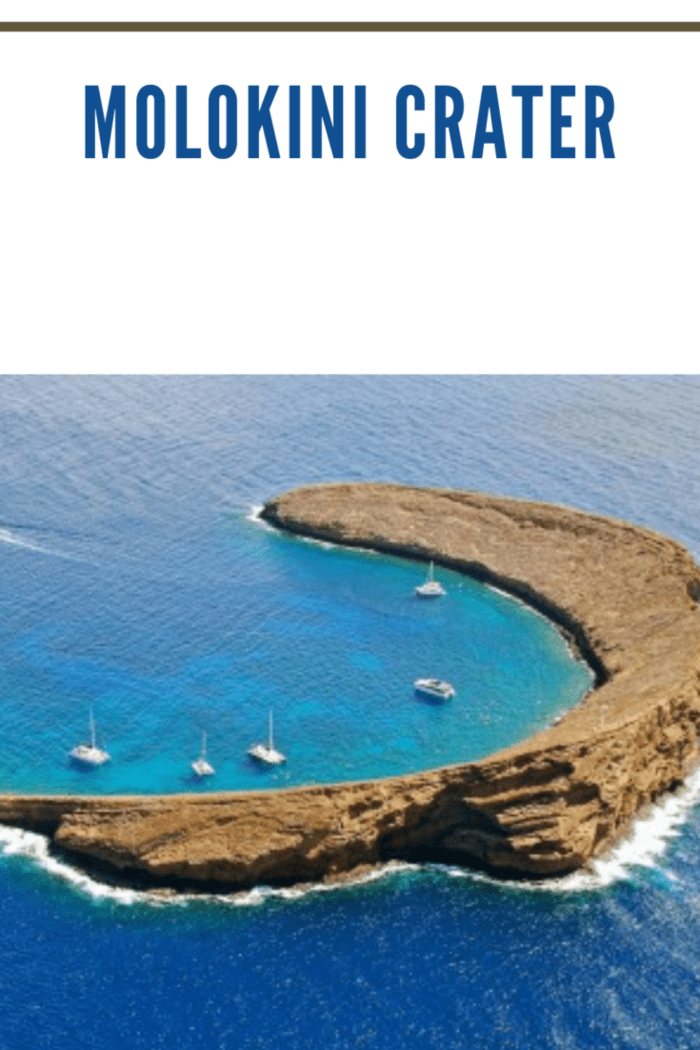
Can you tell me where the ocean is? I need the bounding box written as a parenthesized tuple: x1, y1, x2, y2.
(0, 374, 699, 1050)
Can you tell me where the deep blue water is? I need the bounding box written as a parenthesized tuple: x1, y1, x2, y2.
(1, 375, 700, 1050)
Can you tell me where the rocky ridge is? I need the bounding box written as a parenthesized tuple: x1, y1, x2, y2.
(1, 482, 699, 889)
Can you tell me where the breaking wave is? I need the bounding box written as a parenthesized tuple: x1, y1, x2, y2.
(0, 823, 418, 908)
(246, 503, 374, 552)
(245, 504, 277, 533)
(445, 763, 700, 893)
(2, 765, 699, 908)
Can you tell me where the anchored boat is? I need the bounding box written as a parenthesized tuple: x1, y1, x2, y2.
(414, 678, 455, 701)
(191, 730, 215, 777)
(415, 561, 446, 598)
(248, 710, 286, 766)
(70, 709, 110, 766)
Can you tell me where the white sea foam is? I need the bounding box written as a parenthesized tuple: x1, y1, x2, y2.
(0, 822, 418, 909)
(4, 766, 700, 905)
(301, 536, 337, 550)
(2, 760, 696, 907)
(246, 503, 359, 552)
(443, 763, 700, 894)
(223, 863, 417, 908)
(0, 825, 147, 905)
(568, 763, 700, 889)
(246, 504, 277, 533)
(5, 762, 700, 907)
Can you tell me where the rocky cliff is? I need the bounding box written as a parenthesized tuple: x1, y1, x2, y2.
(1, 482, 699, 889)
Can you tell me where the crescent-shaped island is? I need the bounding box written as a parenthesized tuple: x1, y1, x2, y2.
(1, 482, 699, 890)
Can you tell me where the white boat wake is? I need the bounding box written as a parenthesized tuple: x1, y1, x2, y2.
(0, 527, 85, 562)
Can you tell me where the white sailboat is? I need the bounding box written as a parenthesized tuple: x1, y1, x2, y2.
(248, 710, 286, 766)
(191, 730, 215, 777)
(69, 709, 110, 766)
(415, 561, 446, 598)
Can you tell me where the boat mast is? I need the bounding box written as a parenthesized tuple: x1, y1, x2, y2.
(89, 708, 96, 749)
(201, 730, 207, 761)
(268, 710, 273, 751)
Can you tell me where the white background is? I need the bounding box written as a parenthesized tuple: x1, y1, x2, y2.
(0, 21, 697, 372)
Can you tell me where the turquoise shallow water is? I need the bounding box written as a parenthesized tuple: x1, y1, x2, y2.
(1, 375, 700, 1050)
(0, 523, 590, 796)
(0, 405, 590, 796)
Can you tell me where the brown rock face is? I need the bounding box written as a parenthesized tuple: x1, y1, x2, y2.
(1, 482, 699, 889)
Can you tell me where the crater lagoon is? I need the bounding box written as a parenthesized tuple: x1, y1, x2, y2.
(2, 375, 700, 1050)
(0, 504, 590, 796)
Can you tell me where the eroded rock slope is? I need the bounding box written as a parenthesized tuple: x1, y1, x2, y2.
(1, 482, 698, 887)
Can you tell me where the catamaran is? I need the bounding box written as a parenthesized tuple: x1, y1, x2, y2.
(415, 561, 446, 598)
(191, 730, 215, 777)
(248, 710, 286, 766)
(414, 678, 456, 701)
(69, 709, 110, 766)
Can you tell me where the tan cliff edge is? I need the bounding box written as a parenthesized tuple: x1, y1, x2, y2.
(0, 481, 699, 891)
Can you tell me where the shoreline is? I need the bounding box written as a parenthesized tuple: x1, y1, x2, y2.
(1, 481, 699, 889)
(250, 499, 599, 694)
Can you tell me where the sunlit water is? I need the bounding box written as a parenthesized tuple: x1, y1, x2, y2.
(1, 375, 700, 1050)
(0, 511, 590, 796)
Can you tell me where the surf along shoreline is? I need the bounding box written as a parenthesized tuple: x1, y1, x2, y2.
(1, 481, 699, 893)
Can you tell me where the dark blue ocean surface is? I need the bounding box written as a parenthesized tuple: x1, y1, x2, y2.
(1, 375, 700, 1050)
